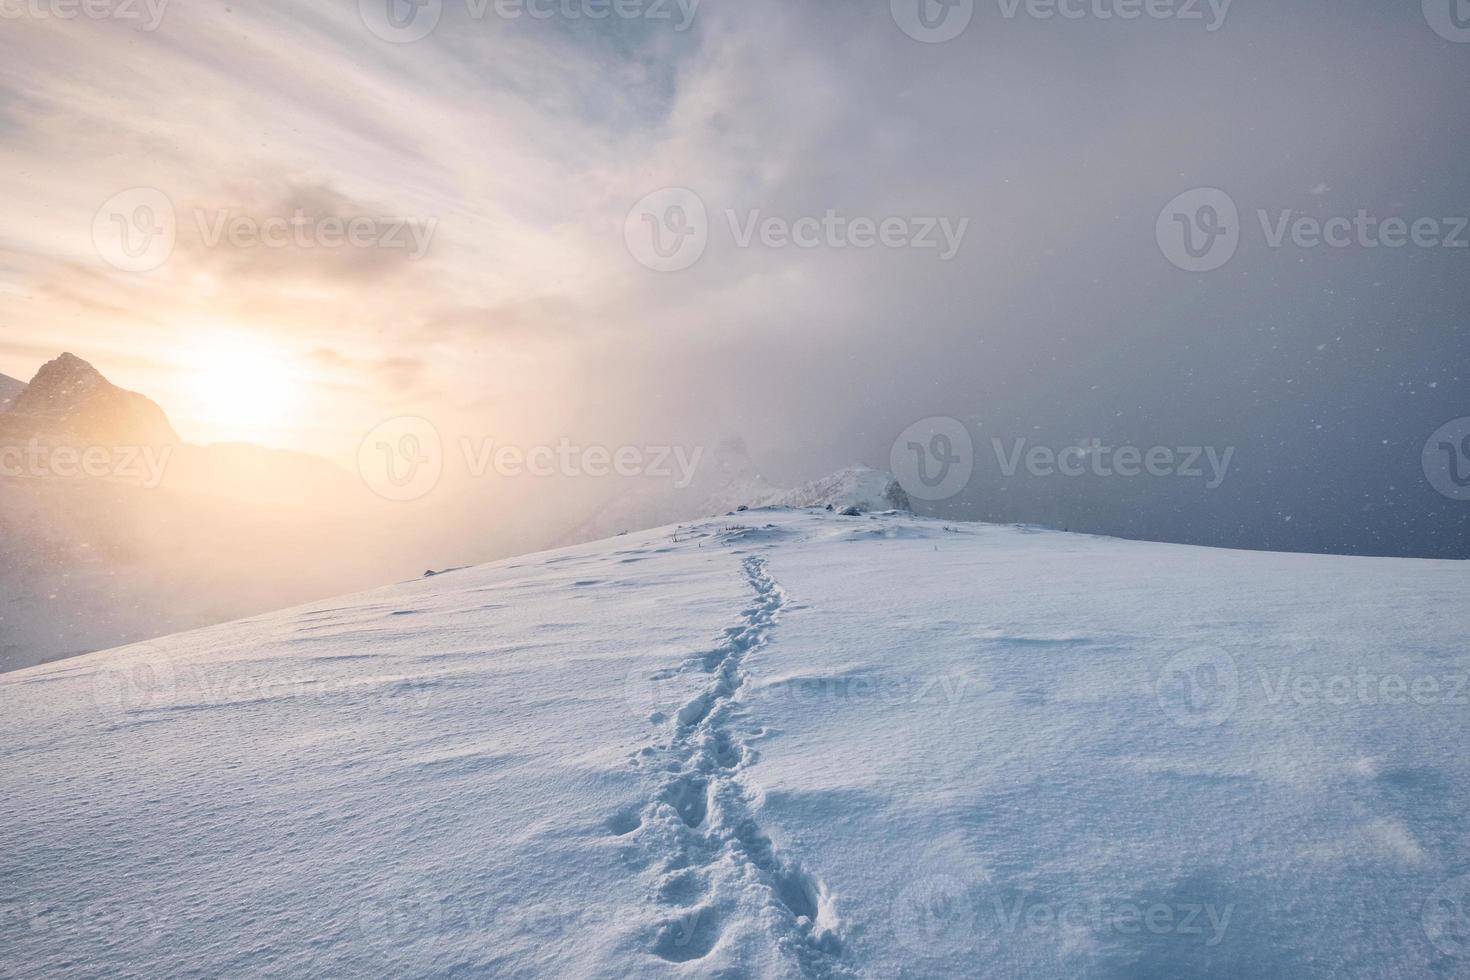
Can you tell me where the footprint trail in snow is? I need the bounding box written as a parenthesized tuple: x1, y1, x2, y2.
(623, 552, 846, 975)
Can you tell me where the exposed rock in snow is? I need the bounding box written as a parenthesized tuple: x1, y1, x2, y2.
(768, 465, 912, 513)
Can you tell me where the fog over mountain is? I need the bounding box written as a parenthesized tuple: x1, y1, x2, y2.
(0, 373, 24, 414)
(0, 355, 910, 670)
(2, 1, 1464, 564)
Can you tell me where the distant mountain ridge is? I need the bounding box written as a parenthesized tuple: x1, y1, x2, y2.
(0, 352, 383, 672)
(0, 352, 353, 498)
(0, 372, 24, 413)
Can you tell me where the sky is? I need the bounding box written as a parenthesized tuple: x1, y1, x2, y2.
(0, 0, 1465, 557)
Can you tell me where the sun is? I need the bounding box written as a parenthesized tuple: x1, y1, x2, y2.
(181, 335, 303, 445)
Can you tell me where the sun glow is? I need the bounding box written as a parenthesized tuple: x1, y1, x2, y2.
(180, 335, 304, 445)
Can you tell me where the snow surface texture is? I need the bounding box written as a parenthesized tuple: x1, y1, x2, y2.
(2, 509, 1468, 978)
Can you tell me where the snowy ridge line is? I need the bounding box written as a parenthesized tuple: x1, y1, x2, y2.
(624, 551, 847, 974)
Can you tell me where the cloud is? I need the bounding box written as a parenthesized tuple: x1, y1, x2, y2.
(0, 0, 1463, 557)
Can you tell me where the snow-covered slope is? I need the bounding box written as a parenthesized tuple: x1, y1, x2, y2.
(3, 510, 1467, 977)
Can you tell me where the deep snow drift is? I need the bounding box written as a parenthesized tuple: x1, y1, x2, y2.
(2, 509, 1468, 978)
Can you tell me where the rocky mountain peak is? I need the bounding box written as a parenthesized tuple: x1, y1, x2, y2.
(3, 353, 178, 446)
